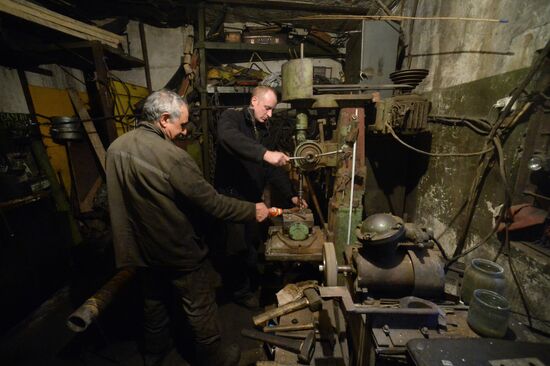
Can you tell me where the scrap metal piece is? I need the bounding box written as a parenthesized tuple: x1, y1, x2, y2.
(242, 328, 316, 364)
(276, 281, 318, 305)
(389, 69, 429, 92)
(253, 288, 322, 326)
(373, 94, 431, 133)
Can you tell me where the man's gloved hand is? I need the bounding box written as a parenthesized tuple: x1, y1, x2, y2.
(263, 150, 289, 167)
(255, 202, 269, 222)
(291, 196, 308, 209)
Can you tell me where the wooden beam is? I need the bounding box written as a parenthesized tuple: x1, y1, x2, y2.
(68, 88, 106, 173)
(79, 176, 102, 213)
(197, 3, 210, 180)
(0, 0, 124, 48)
(90, 42, 118, 144)
(139, 22, 152, 93)
(205, 0, 372, 15)
(17, 69, 83, 244)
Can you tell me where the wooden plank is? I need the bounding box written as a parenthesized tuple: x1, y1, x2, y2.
(0, 0, 123, 48)
(199, 41, 341, 56)
(66, 140, 102, 214)
(90, 42, 118, 144)
(11, 0, 123, 40)
(79, 176, 102, 213)
(206, 0, 372, 14)
(68, 88, 106, 173)
(3, 0, 124, 43)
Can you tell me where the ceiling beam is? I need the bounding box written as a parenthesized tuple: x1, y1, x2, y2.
(0, 0, 124, 48)
(205, 0, 373, 15)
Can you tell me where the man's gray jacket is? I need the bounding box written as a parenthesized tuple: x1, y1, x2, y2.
(107, 122, 255, 271)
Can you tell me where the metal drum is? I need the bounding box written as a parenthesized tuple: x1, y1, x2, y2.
(282, 58, 313, 101)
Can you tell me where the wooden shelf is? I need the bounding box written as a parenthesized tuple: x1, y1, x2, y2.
(197, 41, 342, 64)
(207, 85, 253, 93)
(24, 41, 144, 71)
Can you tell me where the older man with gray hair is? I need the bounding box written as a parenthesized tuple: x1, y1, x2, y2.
(107, 89, 269, 366)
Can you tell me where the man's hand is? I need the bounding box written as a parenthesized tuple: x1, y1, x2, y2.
(291, 196, 309, 209)
(255, 202, 269, 222)
(263, 150, 289, 167)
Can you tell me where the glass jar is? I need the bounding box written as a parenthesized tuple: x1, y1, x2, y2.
(467, 289, 510, 338)
(460, 258, 506, 304)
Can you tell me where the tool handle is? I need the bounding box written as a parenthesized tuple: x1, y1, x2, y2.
(253, 297, 309, 326)
(268, 207, 283, 217)
(263, 323, 315, 333)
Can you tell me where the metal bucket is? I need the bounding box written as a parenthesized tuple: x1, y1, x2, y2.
(50, 116, 83, 142)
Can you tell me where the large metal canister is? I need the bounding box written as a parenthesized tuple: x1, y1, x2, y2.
(282, 58, 313, 101)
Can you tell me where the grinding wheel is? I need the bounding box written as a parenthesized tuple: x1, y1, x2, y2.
(322, 241, 338, 286)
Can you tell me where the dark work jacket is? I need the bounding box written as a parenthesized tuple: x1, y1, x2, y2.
(106, 122, 255, 271)
(214, 108, 294, 204)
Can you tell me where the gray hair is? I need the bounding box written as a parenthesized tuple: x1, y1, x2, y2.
(142, 89, 186, 123)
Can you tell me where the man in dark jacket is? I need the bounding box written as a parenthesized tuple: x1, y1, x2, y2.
(214, 85, 307, 308)
(107, 89, 269, 366)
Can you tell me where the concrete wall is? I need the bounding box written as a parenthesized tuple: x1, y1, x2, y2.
(112, 21, 193, 90)
(398, 0, 550, 328)
(404, 0, 550, 98)
(0, 65, 86, 113)
(0, 67, 28, 113)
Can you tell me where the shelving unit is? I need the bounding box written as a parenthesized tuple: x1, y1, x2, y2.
(199, 40, 342, 64)
(206, 85, 254, 94)
(194, 3, 343, 180)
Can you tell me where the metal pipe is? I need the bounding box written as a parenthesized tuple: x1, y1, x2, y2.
(66, 268, 136, 332)
(346, 126, 358, 244)
(295, 113, 308, 143)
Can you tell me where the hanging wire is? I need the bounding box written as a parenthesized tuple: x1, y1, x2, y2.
(385, 121, 494, 157)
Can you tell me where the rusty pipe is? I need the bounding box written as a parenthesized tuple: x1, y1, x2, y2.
(67, 268, 136, 332)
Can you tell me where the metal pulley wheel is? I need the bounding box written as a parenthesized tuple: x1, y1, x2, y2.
(322, 241, 338, 286)
(50, 116, 83, 143)
(293, 141, 323, 171)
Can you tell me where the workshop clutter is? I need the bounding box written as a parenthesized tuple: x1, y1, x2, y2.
(243, 282, 320, 364)
(207, 63, 269, 87)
